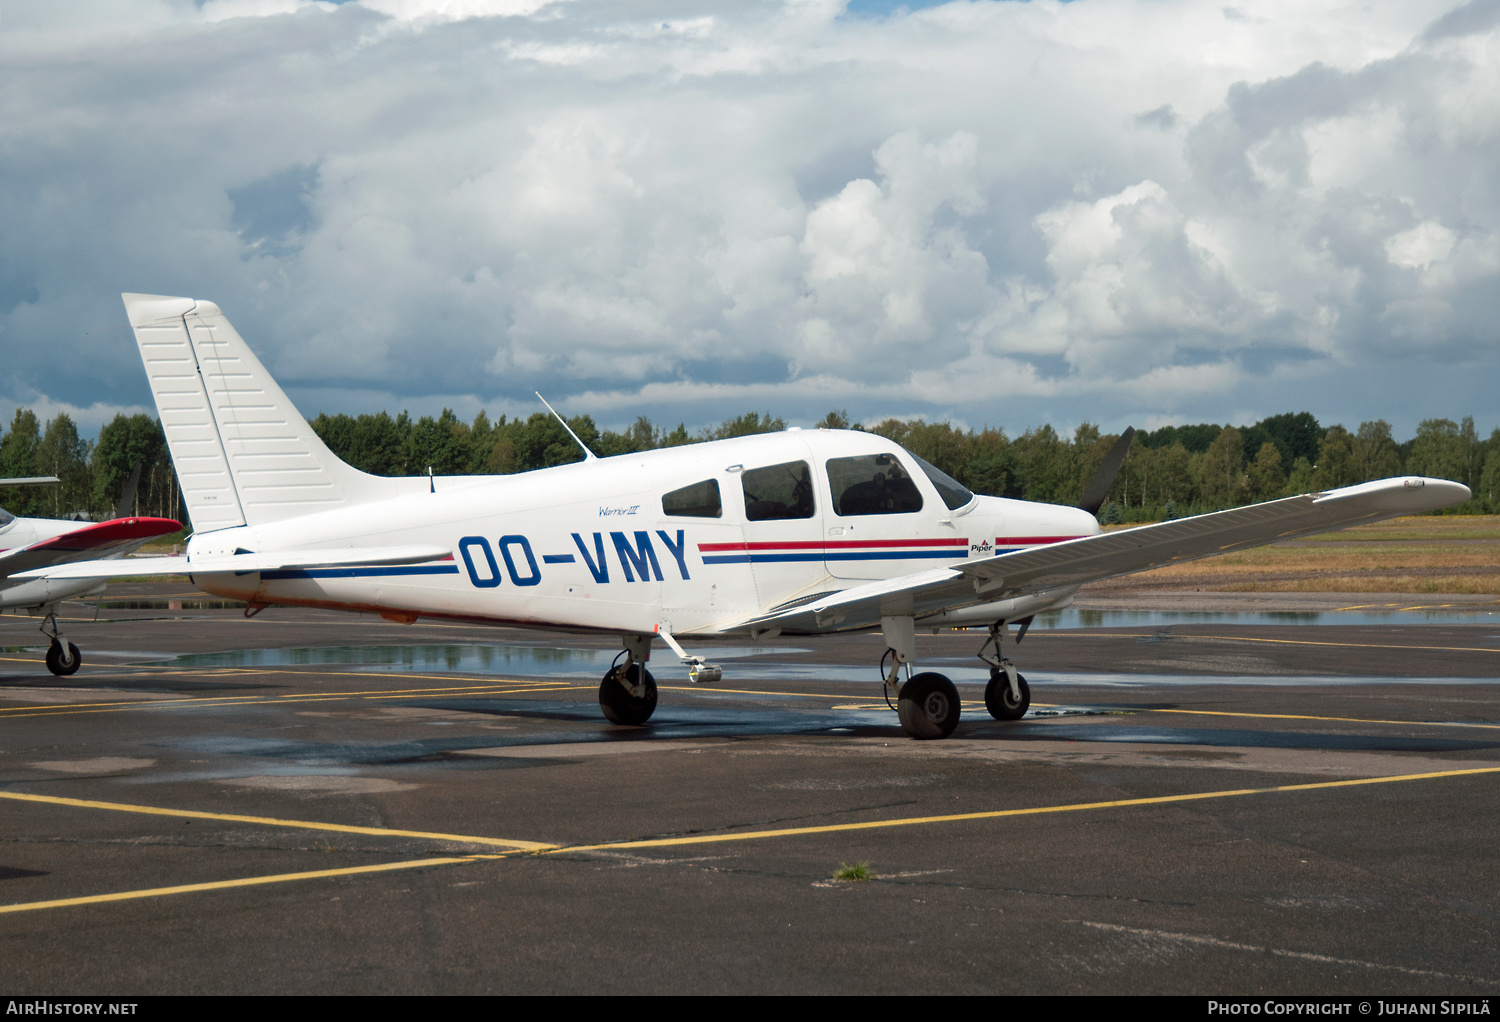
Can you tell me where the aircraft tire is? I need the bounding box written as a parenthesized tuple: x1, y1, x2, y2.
(45, 641, 81, 677)
(599, 664, 657, 725)
(897, 672, 960, 739)
(985, 670, 1030, 720)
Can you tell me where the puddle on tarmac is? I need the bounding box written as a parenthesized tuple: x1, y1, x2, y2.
(95, 600, 241, 610)
(138, 643, 1500, 688)
(1040, 607, 1500, 627)
(146, 643, 811, 677)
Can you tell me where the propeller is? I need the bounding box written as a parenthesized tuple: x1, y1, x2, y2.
(113, 463, 143, 520)
(1077, 427, 1135, 517)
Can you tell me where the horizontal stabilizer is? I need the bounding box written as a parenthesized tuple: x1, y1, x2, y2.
(0, 477, 61, 487)
(0, 517, 181, 578)
(16, 545, 453, 581)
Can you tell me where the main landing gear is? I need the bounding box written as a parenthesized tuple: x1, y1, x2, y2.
(880, 616, 1036, 739)
(880, 616, 960, 740)
(40, 610, 81, 677)
(599, 634, 657, 726)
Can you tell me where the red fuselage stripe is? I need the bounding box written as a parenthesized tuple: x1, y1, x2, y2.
(698, 538, 969, 552)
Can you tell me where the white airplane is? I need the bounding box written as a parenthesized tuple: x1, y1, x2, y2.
(1, 471, 180, 674)
(20, 294, 1471, 737)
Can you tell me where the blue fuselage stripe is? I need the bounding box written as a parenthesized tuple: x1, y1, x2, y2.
(262, 565, 462, 580)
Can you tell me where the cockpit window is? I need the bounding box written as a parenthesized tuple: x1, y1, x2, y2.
(742, 461, 815, 521)
(908, 452, 974, 511)
(662, 479, 722, 518)
(827, 454, 924, 516)
(0, 506, 12, 529)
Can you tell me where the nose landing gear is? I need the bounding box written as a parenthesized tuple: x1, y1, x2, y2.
(40, 611, 81, 677)
(978, 618, 1032, 721)
(599, 634, 657, 725)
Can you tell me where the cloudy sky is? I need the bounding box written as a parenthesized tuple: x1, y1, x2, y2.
(1, 0, 1496, 440)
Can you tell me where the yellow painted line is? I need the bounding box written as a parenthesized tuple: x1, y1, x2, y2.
(0, 856, 486, 916)
(366, 685, 575, 699)
(0, 680, 582, 719)
(1188, 634, 1500, 654)
(1146, 707, 1500, 730)
(551, 766, 1500, 853)
(661, 685, 883, 700)
(0, 791, 557, 851)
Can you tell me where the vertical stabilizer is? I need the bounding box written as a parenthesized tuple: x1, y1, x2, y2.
(122, 294, 401, 531)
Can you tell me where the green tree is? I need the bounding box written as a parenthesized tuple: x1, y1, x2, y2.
(0, 409, 44, 515)
(409, 409, 473, 476)
(1480, 428, 1500, 513)
(1198, 426, 1247, 508)
(1246, 442, 1284, 502)
(1251, 411, 1323, 467)
(1010, 425, 1068, 503)
(35, 414, 91, 517)
(1311, 425, 1359, 490)
(1406, 419, 1467, 482)
(1285, 456, 1314, 496)
(91, 414, 164, 516)
(965, 427, 1013, 497)
(1353, 420, 1402, 481)
(706, 411, 785, 440)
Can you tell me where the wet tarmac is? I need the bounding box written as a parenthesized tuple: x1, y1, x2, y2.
(1, 583, 1498, 994)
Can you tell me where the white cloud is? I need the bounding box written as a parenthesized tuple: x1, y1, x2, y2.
(0, 0, 1496, 440)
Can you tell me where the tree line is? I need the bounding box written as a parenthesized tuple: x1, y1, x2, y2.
(3, 406, 1496, 529)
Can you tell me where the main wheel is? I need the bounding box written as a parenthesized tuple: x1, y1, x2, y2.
(897, 672, 960, 739)
(985, 669, 1030, 720)
(45, 641, 81, 677)
(599, 664, 657, 725)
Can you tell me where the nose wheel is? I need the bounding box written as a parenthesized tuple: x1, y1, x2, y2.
(39, 611, 81, 676)
(985, 668, 1029, 720)
(599, 661, 657, 725)
(45, 640, 82, 676)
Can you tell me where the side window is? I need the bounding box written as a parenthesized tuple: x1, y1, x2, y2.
(827, 454, 924, 516)
(741, 461, 815, 521)
(909, 452, 974, 511)
(662, 479, 722, 518)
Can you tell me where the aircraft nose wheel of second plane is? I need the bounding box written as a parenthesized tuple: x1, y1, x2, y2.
(45, 640, 81, 677)
(599, 662, 657, 726)
(897, 672, 961, 740)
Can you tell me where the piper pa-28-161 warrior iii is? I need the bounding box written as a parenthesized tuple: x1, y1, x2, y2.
(20, 294, 1471, 737)
(1, 468, 180, 674)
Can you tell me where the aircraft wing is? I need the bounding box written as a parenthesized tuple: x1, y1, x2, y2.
(0, 517, 181, 581)
(14, 544, 455, 581)
(734, 476, 1471, 635)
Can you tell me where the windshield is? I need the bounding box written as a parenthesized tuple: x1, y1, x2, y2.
(907, 452, 974, 511)
(0, 506, 13, 529)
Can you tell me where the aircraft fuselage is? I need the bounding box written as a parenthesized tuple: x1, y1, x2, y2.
(185, 428, 1099, 638)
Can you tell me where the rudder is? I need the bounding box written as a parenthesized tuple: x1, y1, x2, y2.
(123, 294, 406, 531)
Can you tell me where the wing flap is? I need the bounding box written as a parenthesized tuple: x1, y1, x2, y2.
(732, 476, 1469, 634)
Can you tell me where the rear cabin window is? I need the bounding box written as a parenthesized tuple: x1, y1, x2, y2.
(741, 461, 815, 521)
(0, 506, 12, 528)
(662, 479, 722, 518)
(827, 454, 924, 516)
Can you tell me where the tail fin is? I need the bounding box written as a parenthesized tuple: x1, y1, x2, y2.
(122, 294, 408, 532)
